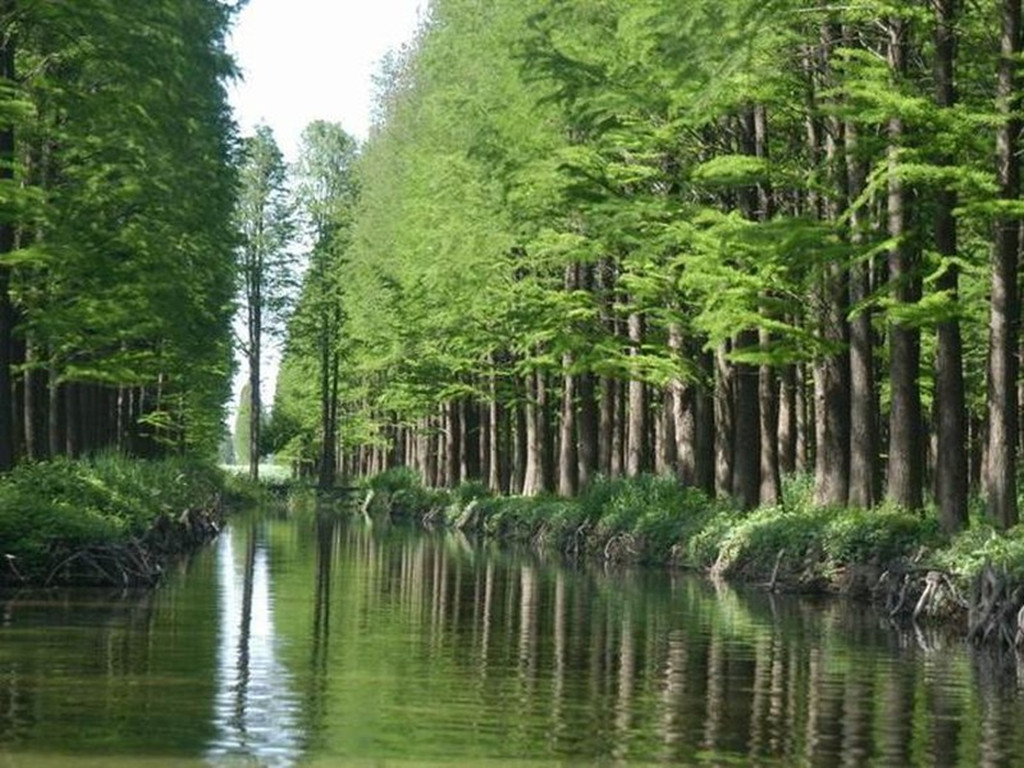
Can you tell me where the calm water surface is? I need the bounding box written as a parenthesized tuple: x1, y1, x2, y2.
(2, 506, 1024, 767)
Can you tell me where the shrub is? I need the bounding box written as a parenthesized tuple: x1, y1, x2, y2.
(821, 505, 938, 566)
(0, 455, 227, 583)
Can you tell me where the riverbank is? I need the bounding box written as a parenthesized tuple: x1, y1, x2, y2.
(0, 455, 238, 587)
(360, 468, 1024, 644)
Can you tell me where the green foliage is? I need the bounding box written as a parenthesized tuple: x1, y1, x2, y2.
(365, 466, 424, 495)
(4, 0, 240, 459)
(0, 455, 226, 580)
(933, 525, 1024, 581)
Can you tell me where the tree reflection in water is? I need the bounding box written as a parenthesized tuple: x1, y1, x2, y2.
(207, 522, 301, 766)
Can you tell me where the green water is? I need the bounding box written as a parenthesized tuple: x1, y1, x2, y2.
(1, 508, 1023, 767)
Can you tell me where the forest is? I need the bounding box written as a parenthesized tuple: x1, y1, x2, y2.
(3, 0, 1024, 544)
(0, 0, 239, 467)
(268, 0, 1024, 537)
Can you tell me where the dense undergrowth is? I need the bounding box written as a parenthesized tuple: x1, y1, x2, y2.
(0, 455, 233, 586)
(360, 467, 1024, 603)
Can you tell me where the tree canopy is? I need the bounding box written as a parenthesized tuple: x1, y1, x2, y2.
(269, 0, 1024, 534)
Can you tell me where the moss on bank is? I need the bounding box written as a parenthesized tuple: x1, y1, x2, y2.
(0, 455, 234, 587)
(360, 468, 1024, 639)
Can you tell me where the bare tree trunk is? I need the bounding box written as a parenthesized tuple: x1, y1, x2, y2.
(22, 338, 36, 461)
(538, 371, 555, 492)
(933, 0, 968, 533)
(577, 371, 598, 490)
(714, 343, 734, 498)
(694, 349, 716, 495)
(759, 328, 781, 506)
(778, 364, 796, 475)
(732, 330, 761, 510)
(846, 117, 880, 508)
(522, 374, 543, 496)
(599, 376, 615, 476)
(754, 104, 780, 506)
(886, 17, 924, 511)
(668, 322, 693, 484)
(558, 353, 578, 496)
(513, 398, 526, 494)
(626, 312, 646, 478)
(558, 266, 578, 496)
(986, 0, 1022, 528)
(488, 376, 502, 493)
(611, 378, 625, 478)
(811, 30, 851, 507)
(48, 356, 60, 457)
(446, 400, 460, 488)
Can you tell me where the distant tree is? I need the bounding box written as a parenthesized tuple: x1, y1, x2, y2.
(290, 121, 359, 489)
(236, 125, 295, 481)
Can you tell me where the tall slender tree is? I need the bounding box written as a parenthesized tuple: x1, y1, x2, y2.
(986, 0, 1021, 528)
(236, 125, 294, 481)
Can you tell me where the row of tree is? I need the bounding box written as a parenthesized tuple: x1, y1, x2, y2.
(0, 1, 241, 466)
(271, 0, 1024, 532)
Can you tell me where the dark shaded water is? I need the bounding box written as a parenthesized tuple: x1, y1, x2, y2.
(2, 506, 1024, 766)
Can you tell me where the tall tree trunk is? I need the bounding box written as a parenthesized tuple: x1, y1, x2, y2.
(795, 362, 810, 474)
(732, 330, 761, 510)
(668, 322, 693, 484)
(626, 311, 646, 478)
(446, 399, 460, 487)
(479, 401, 490, 484)
(933, 0, 968, 533)
(845, 117, 880, 509)
(758, 328, 781, 506)
(22, 338, 36, 461)
(810, 30, 851, 507)
(886, 17, 924, 511)
(658, 388, 676, 476)
(318, 326, 335, 490)
(694, 349, 716, 495)
(488, 374, 502, 493)
(754, 104, 781, 506)
(559, 264, 579, 496)
(986, 0, 1022, 528)
(558, 352, 578, 496)
(732, 107, 761, 510)
(513, 397, 527, 493)
(714, 343, 735, 498)
(611, 376, 625, 478)
(599, 376, 615, 476)
(0, 7, 14, 472)
(778, 363, 796, 475)
(48, 357, 60, 457)
(577, 370, 598, 490)
(522, 373, 543, 496)
(538, 371, 555, 491)
(463, 397, 481, 480)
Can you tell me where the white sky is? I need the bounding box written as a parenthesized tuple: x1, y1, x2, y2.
(226, 0, 425, 424)
(227, 0, 426, 159)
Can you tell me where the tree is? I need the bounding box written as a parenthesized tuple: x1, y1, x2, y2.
(236, 125, 295, 481)
(2, 0, 239, 466)
(986, 0, 1021, 529)
(286, 120, 359, 489)
(0, 0, 16, 471)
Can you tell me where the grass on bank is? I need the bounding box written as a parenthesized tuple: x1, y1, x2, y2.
(0, 454, 230, 584)
(361, 467, 1024, 590)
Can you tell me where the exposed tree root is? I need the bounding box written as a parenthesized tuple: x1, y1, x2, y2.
(33, 505, 223, 588)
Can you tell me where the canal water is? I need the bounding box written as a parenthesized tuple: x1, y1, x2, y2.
(2, 505, 1024, 767)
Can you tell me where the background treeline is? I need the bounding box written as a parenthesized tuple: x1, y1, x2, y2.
(273, 0, 1023, 533)
(0, 0, 239, 468)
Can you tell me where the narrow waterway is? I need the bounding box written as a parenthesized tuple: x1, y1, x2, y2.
(1, 505, 1024, 767)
